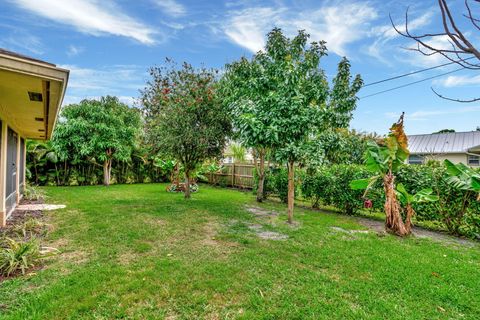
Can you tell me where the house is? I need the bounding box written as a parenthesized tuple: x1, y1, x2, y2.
(0, 49, 69, 226)
(407, 131, 480, 166)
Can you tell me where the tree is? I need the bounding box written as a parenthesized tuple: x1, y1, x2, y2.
(391, 0, 480, 102)
(230, 143, 247, 163)
(434, 129, 455, 133)
(351, 114, 438, 236)
(52, 96, 141, 186)
(221, 55, 274, 202)
(141, 61, 231, 199)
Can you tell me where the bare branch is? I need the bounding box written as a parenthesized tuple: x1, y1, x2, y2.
(431, 87, 480, 102)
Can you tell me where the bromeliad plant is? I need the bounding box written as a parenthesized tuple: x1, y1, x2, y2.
(350, 113, 437, 236)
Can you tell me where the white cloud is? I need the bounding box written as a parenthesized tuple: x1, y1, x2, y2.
(435, 74, 480, 87)
(10, 0, 157, 45)
(366, 11, 443, 67)
(153, 0, 186, 17)
(223, 2, 378, 56)
(0, 29, 45, 55)
(66, 45, 84, 57)
(224, 7, 284, 53)
(59, 64, 147, 106)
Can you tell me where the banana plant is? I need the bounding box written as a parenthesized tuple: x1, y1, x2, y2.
(350, 113, 414, 236)
(444, 159, 480, 200)
(395, 183, 439, 232)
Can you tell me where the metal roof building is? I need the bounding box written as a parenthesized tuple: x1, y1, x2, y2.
(407, 131, 480, 166)
(408, 131, 480, 154)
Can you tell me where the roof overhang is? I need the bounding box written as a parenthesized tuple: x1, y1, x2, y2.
(468, 145, 480, 153)
(0, 51, 69, 140)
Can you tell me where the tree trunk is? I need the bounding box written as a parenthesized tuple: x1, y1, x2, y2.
(103, 159, 111, 186)
(383, 172, 409, 236)
(184, 170, 191, 199)
(256, 149, 266, 202)
(405, 204, 415, 234)
(287, 160, 295, 224)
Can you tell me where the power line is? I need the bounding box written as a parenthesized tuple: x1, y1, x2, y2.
(362, 56, 476, 87)
(359, 66, 466, 100)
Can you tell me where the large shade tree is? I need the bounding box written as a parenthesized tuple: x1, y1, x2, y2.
(225, 28, 362, 223)
(141, 61, 231, 199)
(221, 54, 275, 202)
(52, 96, 141, 186)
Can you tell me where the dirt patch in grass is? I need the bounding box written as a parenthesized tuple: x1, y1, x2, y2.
(247, 223, 288, 241)
(201, 220, 220, 246)
(245, 206, 278, 217)
(330, 226, 370, 235)
(355, 216, 479, 247)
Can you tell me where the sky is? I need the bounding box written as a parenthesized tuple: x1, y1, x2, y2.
(1, 0, 480, 135)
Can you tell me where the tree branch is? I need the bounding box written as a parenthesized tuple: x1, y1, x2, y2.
(431, 87, 480, 102)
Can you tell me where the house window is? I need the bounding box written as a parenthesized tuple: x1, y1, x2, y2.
(468, 155, 480, 166)
(408, 155, 424, 165)
(224, 156, 233, 164)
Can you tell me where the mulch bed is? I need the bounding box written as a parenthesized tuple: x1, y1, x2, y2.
(0, 198, 45, 238)
(0, 197, 48, 283)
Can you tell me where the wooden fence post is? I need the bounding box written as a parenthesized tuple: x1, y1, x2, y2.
(232, 163, 236, 187)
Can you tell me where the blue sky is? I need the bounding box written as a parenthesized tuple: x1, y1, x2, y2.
(1, 0, 480, 135)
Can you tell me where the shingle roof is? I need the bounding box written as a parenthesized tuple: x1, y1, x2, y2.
(0, 48, 56, 67)
(408, 131, 480, 154)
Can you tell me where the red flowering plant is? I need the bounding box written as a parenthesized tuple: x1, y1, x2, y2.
(141, 60, 232, 199)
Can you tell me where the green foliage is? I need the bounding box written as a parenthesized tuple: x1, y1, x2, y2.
(305, 129, 370, 168)
(444, 159, 480, 194)
(52, 96, 141, 185)
(27, 140, 170, 186)
(395, 183, 439, 206)
(53, 96, 141, 163)
(303, 165, 374, 214)
(314, 162, 480, 238)
(22, 184, 46, 201)
(3, 184, 480, 318)
(230, 143, 247, 163)
(0, 237, 41, 276)
(141, 60, 231, 190)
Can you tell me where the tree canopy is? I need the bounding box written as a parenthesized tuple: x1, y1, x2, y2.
(52, 96, 141, 186)
(221, 28, 362, 222)
(141, 61, 231, 198)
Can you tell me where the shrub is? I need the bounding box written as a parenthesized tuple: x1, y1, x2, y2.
(303, 162, 480, 238)
(302, 165, 376, 214)
(22, 185, 46, 202)
(12, 218, 49, 238)
(0, 237, 41, 276)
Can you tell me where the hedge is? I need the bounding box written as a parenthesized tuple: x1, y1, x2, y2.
(259, 163, 480, 239)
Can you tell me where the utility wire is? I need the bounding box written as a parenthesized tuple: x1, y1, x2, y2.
(359, 66, 466, 100)
(362, 56, 476, 87)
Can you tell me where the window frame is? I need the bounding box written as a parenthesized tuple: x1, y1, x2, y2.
(467, 154, 480, 166)
(408, 154, 424, 165)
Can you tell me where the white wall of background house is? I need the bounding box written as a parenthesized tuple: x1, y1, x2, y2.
(0, 49, 68, 226)
(407, 132, 480, 166)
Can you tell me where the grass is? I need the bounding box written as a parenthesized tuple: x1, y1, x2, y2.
(1, 183, 479, 319)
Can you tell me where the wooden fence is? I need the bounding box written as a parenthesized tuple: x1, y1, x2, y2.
(207, 163, 255, 189)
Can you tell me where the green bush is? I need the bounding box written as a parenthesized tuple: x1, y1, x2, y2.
(302, 165, 376, 214)
(302, 162, 480, 239)
(0, 237, 41, 276)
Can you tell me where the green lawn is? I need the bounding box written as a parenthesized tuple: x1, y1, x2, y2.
(1, 184, 479, 319)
